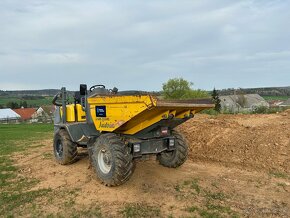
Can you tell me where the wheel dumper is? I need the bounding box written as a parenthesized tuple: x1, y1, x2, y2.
(52, 84, 214, 186)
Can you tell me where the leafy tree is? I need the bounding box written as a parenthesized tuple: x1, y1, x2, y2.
(212, 88, 221, 112)
(162, 78, 209, 100)
(20, 101, 28, 108)
(6, 101, 19, 109)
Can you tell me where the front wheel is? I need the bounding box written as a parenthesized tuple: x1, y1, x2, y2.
(53, 129, 78, 165)
(157, 130, 188, 168)
(91, 133, 134, 186)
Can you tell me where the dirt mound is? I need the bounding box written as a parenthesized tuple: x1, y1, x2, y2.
(178, 113, 290, 173)
(281, 109, 290, 116)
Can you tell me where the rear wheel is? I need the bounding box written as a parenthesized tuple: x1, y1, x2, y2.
(53, 129, 78, 165)
(91, 133, 134, 186)
(157, 130, 188, 168)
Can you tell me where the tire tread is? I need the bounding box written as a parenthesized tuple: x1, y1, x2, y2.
(53, 129, 78, 165)
(91, 133, 134, 187)
(158, 130, 188, 168)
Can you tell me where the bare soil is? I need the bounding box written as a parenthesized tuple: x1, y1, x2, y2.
(14, 112, 290, 217)
(178, 112, 290, 174)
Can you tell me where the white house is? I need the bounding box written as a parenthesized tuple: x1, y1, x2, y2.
(220, 94, 269, 113)
(279, 98, 290, 107)
(0, 108, 21, 123)
(34, 106, 55, 123)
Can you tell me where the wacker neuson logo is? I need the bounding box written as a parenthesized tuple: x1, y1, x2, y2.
(96, 106, 106, 117)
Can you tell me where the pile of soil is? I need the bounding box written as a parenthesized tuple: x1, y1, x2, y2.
(178, 111, 290, 173)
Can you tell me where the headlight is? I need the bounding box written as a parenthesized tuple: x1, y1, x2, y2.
(169, 139, 175, 147)
(133, 144, 141, 152)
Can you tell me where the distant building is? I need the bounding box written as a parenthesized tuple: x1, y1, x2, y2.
(0, 108, 21, 123)
(220, 94, 269, 113)
(268, 100, 284, 107)
(279, 98, 290, 107)
(36, 106, 55, 123)
(13, 108, 37, 122)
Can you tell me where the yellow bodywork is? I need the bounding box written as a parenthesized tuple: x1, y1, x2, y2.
(88, 95, 213, 135)
(61, 104, 86, 122)
(88, 95, 157, 134)
(61, 95, 213, 135)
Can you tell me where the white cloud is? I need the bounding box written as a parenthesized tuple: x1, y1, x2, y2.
(0, 0, 289, 91)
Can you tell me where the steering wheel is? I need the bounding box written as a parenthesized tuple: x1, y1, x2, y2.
(89, 85, 106, 92)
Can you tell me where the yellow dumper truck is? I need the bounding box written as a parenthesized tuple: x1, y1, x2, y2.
(52, 84, 213, 186)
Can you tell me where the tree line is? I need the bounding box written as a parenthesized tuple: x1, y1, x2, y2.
(0, 101, 29, 109)
(219, 87, 290, 96)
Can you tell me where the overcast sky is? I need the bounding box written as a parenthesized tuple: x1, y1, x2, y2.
(0, 0, 290, 91)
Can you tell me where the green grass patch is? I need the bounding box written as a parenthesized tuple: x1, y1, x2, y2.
(0, 124, 52, 141)
(121, 203, 161, 218)
(174, 184, 181, 192)
(183, 179, 201, 194)
(201, 109, 220, 116)
(205, 191, 227, 201)
(186, 206, 199, 213)
(175, 179, 227, 201)
(179, 179, 239, 218)
(263, 96, 289, 101)
(0, 123, 53, 216)
(198, 209, 222, 218)
(72, 206, 102, 218)
(46, 206, 102, 218)
(1, 189, 52, 214)
(277, 182, 287, 187)
(206, 204, 232, 213)
(185, 204, 239, 218)
(269, 171, 289, 179)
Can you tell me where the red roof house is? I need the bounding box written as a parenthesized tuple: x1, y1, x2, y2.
(13, 108, 36, 121)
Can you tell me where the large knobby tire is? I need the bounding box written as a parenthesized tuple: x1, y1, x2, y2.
(157, 130, 188, 168)
(91, 133, 134, 186)
(53, 129, 78, 165)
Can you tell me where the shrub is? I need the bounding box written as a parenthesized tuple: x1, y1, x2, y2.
(162, 78, 209, 100)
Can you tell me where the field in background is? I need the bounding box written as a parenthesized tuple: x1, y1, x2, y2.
(0, 96, 53, 107)
(0, 113, 289, 217)
(263, 96, 289, 101)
